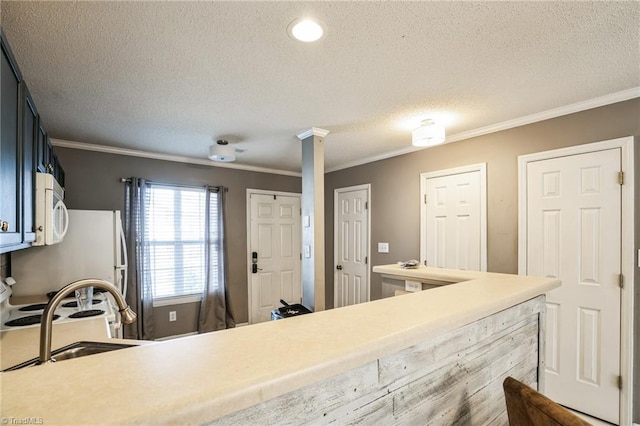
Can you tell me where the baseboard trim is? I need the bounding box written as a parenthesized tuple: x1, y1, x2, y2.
(154, 323, 248, 341)
(154, 332, 198, 341)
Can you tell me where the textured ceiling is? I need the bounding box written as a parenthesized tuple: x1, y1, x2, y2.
(1, 1, 639, 173)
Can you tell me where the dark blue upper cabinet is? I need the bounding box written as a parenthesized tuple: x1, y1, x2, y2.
(0, 30, 24, 251)
(21, 83, 38, 243)
(0, 29, 64, 253)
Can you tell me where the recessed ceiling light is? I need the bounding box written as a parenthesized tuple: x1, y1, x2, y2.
(287, 18, 325, 42)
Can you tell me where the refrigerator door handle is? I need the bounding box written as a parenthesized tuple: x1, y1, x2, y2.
(118, 226, 128, 298)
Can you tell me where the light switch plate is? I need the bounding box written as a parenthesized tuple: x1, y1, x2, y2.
(304, 245, 311, 258)
(378, 242, 389, 253)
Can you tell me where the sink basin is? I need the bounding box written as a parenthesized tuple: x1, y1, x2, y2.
(3, 341, 137, 371)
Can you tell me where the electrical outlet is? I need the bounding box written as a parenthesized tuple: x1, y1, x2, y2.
(169, 311, 177, 322)
(405, 280, 422, 292)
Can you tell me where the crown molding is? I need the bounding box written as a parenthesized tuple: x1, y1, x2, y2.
(326, 87, 640, 173)
(297, 127, 330, 140)
(50, 138, 302, 177)
(324, 145, 419, 173)
(444, 87, 640, 144)
(51, 88, 638, 176)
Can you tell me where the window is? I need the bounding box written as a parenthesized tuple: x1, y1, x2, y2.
(142, 184, 221, 300)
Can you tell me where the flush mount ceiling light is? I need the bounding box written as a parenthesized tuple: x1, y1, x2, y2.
(287, 18, 325, 42)
(209, 140, 236, 162)
(412, 119, 446, 147)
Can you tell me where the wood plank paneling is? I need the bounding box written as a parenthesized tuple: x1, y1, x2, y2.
(209, 296, 545, 426)
(212, 362, 379, 426)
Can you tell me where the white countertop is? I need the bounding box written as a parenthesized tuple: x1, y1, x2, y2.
(0, 267, 559, 425)
(0, 317, 111, 370)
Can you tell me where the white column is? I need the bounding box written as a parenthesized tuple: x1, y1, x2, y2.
(297, 127, 329, 311)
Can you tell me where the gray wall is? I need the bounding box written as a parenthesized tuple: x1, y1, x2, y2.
(153, 303, 200, 339)
(635, 134, 640, 423)
(54, 147, 301, 333)
(1, 254, 8, 282)
(33, 98, 640, 417)
(324, 97, 640, 421)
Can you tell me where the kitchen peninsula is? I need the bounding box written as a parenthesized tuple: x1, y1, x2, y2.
(0, 267, 559, 425)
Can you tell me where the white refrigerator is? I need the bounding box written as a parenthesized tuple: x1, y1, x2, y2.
(11, 210, 127, 298)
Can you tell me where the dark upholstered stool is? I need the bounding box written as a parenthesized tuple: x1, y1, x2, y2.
(503, 377, 592, 426)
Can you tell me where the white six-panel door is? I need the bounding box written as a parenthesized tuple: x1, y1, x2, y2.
(248, 192, 301, 323)
(334, 185, 370, 308)
(421, 165, 486, 271)
(525, 148, 621, 424)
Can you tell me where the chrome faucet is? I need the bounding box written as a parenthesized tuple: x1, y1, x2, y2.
(39, 279, 137, 364)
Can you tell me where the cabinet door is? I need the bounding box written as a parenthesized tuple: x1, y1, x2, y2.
(0, 35, 23, 251)
(36, 123, 48, 173)
(56, 160, 65, 189)
(21, 84, 38, 243)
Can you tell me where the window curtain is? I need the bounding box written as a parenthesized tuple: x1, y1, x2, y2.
(199, 186, 235, 332)
(124, 177, 154, 340)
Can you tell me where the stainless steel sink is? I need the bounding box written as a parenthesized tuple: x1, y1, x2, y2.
(3, 341, 137, 371)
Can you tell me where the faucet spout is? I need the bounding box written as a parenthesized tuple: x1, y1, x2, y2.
(39, 279, 137, 365)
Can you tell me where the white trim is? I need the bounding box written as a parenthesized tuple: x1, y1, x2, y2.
(234, 322, 249, 327)
(50, 138, 302, 177)
(325, 145, 419, 173)
(333, 184, 372, 308)
(154, 332, 198, 341)
(419, 163, 487, 272)
(296, 127, 330, 140)
(325, 87, 640, 173)
(445, 88, 640, 145)
(246, 189, 302, 325)
(517, 137, 634, 426)
(152, 294, 202, 307)
(51, 88, 639, 176)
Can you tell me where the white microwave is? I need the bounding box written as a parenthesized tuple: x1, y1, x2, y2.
(33, 172, 69, 246)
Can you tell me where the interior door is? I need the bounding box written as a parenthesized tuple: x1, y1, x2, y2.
(249, 193, 301, 323)
(525, 148, 621, 423)
(334, 185, 370, 308)
(423, 169, 483, 270)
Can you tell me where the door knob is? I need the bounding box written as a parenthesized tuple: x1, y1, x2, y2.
(0, 221, 8, 232)
(336, 265, 343, 270)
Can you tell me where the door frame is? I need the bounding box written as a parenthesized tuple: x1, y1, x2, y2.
(333, 183, 371, 307)
(419, 163, 488, 271)
(246, 188, 302, 325)
(517, 137, 634, 425)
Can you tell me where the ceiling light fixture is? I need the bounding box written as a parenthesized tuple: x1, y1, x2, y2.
(208, 140, 236, 162)
(287, 18, 325, 42)
(412, 119, 446, 147)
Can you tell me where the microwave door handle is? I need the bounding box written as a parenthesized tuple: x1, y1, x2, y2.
(52, 200, 69, 240)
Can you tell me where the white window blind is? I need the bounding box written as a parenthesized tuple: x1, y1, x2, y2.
(142, 184, 220, 300)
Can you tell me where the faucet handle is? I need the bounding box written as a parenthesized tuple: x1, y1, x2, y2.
(119, 306, 137, 324)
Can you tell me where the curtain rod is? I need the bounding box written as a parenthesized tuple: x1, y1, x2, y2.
(120, 178, 228, 192)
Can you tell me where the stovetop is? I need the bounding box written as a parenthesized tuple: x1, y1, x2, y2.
(0, 295, 115, 331)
